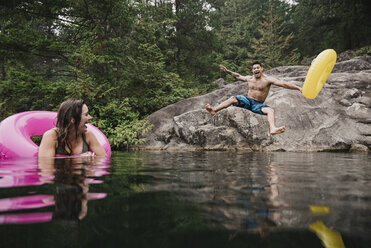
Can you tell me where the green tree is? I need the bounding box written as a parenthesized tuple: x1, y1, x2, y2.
(172, 0, 221, 84)
(251, 2, 299, 69)
(0, 0, 196, 148)
(0, 0, 71, 118)
(291, 0, 371, 56)
(216, 0, 268, 73)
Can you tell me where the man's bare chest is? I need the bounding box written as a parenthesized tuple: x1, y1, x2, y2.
(248, 80, 270, 92)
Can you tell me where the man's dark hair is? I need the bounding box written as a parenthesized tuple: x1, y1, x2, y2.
(252, 61, 262, 68)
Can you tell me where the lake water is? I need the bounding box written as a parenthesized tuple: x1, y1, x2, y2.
(0, 151, 370, 248)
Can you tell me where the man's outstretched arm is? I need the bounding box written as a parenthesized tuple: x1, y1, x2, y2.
(270, 77, 302, 92)
(219, 64, 246, 81)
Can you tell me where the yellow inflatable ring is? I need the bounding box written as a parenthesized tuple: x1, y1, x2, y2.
(303, 49, 337, 99)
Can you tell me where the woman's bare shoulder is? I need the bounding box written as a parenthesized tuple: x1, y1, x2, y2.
(42, 128, 58, 139)
(84, 130, 97, 141)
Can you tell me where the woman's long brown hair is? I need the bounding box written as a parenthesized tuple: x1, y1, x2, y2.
(56, 99, 84, 155)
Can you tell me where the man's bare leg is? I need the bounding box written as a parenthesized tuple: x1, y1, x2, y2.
(261, 107, 286, 135)
(206, 96, 238, 116)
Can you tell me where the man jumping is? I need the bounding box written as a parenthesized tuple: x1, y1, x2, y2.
(206, 62, 302, 135)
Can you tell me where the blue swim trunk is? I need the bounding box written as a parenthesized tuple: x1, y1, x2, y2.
(233, 95, 269, 115)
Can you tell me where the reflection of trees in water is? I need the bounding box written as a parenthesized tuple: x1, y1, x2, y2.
(208, 160, 281, 236)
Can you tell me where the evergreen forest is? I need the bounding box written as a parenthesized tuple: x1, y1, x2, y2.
(1, 0, 370, 149)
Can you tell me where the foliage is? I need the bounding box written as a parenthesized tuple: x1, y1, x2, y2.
(216, 0, 300, 73)
(171, 0, 221, 83)
(0, 0, 198, 149)
(251, 2, 300, 69)
(355, 46, 371, 57)
(89, 99, 153, 150)
(217, 0, 265, 74)
(290, 0, 371, 56)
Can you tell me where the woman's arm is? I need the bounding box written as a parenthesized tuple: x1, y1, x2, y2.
(85, 131, 107, 157)
(38, 129, 57, 157)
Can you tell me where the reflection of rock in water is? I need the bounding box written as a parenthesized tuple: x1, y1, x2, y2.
(141, 151, 371, 238)
(142, 152, 280, 235)
(261, 152, 371, 237)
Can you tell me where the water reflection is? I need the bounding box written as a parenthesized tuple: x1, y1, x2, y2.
(137, 151, 371, 239)
(135, 152, 280, 235)
(0, 212, 53, 224)
(0, 151, 370, 247)
(310, 221, 345, 248)
(0, 156, 109, 224)
(0, 158, 46, 188)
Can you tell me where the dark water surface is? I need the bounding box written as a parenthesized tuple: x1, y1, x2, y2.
(0, 151, 370, 248)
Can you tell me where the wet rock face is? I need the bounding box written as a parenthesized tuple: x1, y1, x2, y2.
(139, 56, 371, 152)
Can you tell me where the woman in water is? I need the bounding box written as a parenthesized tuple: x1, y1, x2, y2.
(38, 99, 107, 157)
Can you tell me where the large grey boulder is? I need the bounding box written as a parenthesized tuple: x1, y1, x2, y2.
(138, 56, 371, 152)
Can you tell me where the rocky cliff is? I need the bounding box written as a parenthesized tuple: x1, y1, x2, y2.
(138, 56, 371, 152)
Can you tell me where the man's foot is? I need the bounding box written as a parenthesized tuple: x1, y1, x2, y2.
(205, 104, 216, 115)
(270, 126, 286, 135)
